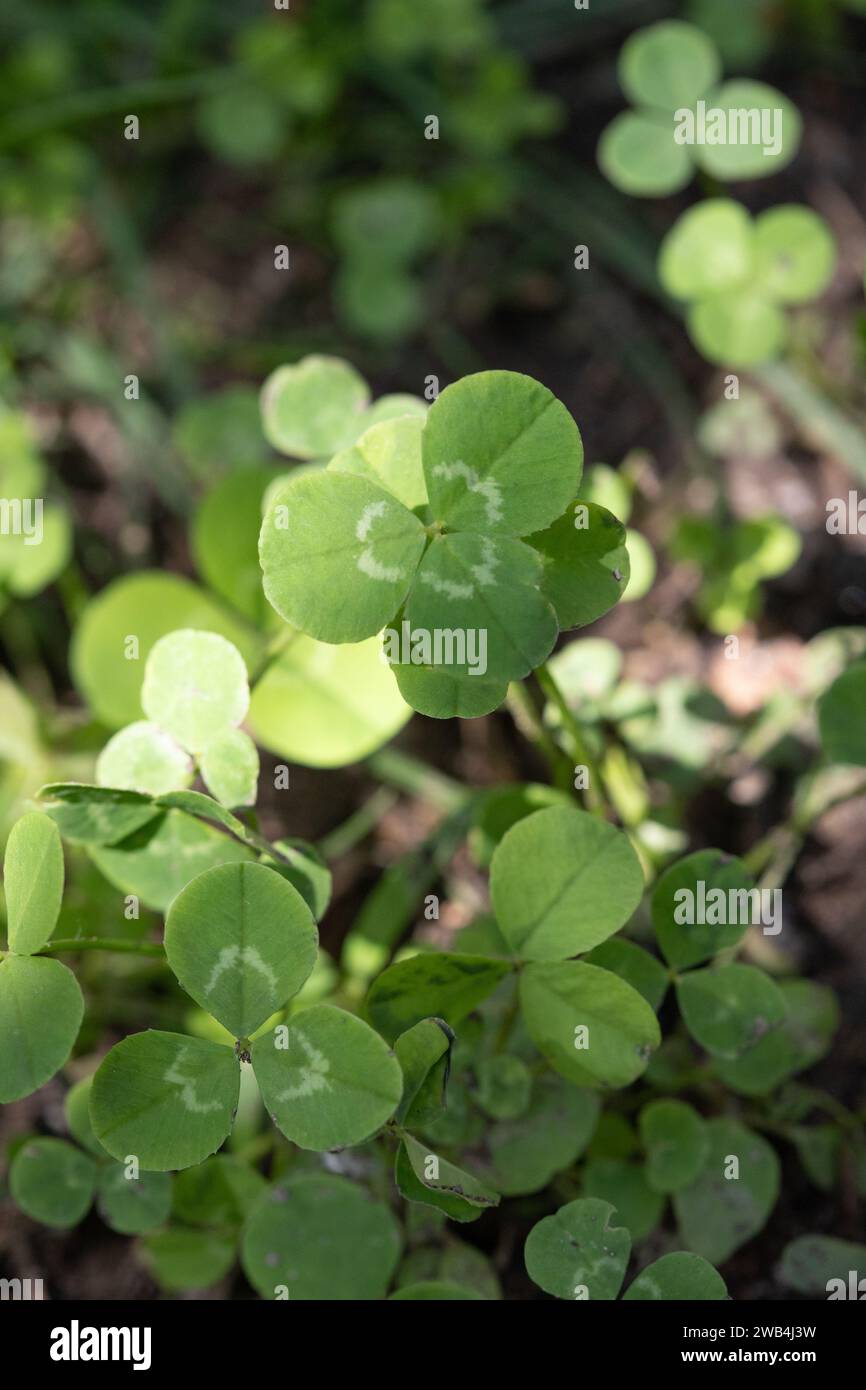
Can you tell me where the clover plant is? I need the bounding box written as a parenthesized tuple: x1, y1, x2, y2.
(598, 20, 801, 197)
(2, 355, 863, 1303)
(658, 199, 837, 366)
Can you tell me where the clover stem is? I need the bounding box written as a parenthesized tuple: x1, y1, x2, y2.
(366, 747, 466, 813)
(535, 663, 609, 818)
(36, 937, 167, 959)
(318, 787, 400, 861)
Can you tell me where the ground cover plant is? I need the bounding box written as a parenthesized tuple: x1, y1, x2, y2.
(1, 0, 866, 1304)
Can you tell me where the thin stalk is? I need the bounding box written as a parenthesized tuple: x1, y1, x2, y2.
(505, 681, 573, 792)
(318, 787, 399, 861)
(36, 937, 167, 959)
(535, 663, 608, 816)
(366, 746, 466, 813)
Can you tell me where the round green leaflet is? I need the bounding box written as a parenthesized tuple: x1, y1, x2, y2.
(10, 1138, 96, 1229)
(639, 1099, 710, 1194)
(89, 807, 254, 914)
(199, 727, 259, 808)
(753, 205, 836, 305)
(0, 955, 84, 1102)
(165, 862, 318, 1039)
(688, 291, 786, 367)
(527, 501, 630, 630)
(490, 806, 645, 960)
(476, 1054, 532, 1121)
(652, 848, 756, 970)
(421, 370, 583, 537)
(71, 571, 259, 729)
(401, 532, 558, 683)
(486, 1076, 600, 1197)
(259, 470, 426, 643)
(622, 1252, 727, 1300)
(392, 662, 509, 720)
(622, 528, 656, 601)
(196, 84, 283, 166)
(241, 1174, 401, 1300)
(597, 110, 694, 198)
(329, 415, 428, 511)
(1, 504, 71, 598)
(248, 632, 411, 767)
(260, 355, 370, 458)
(143, 1227, 237, 1292)
(618, 21, 720, 112)
(172, 1154, 267, 1227)
(676, 962, 787, 1059)
(357, 392, 427, 432)
(819, 662, 866, 765)
(519, 960, 661, 1088)
(141, 629, 250, 756)
(331, 179, 440, 263)
(776, 1236, 866, 1296)
(96, 1164, 173, 1235)
(96, 721, 192, 797)
(581, 1158, 664, 1241)
(65, 1076, 107, 1157)
(389, 1282, 485, 1300)
(658, 199, 754, 301)
(525, 1198, 631, 1301)
(693, 80, 801, 180)
(712, 979, 838, 1096)
(90, 1031, 240, 1171)
(251, 1003, 402, 1150)
(673, 1118, 780, 1264)
(336, 260, 423, 341)
(4, 810, 64, 954)
(191, 467, 284, 625)
(172, 384, 266, 481)
(584, 938, 669, 1011)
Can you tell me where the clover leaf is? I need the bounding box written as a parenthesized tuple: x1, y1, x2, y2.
(89, 860, 403, 1169)
(257, 369, 632, 718)
(659, 199, 836, 366)
(598, 20, 800, 197)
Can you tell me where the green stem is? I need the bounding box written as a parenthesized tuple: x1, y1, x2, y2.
(506, 681, 573, 792)
(36, 937, 167, 959)
(535, 663, 608, 816)
(366, 747, 466, 813)
(318, 787, 399, 861)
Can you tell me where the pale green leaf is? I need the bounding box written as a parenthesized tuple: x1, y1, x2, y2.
(165, 861, 318, 1038)
(96, 721, 193, 797)
(141, 629, 250, 755)
(200, 728, 259, 808)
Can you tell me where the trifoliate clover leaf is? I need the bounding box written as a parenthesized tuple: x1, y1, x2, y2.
(598, 20, 800, 197)
(659, 199, 835, 367)
(421, 371, 583, 537)
(141, 629, 250, 756)
(260, 355, 370, 458)
(96, 721, 193, 797)
(259, 471, 426, 643)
